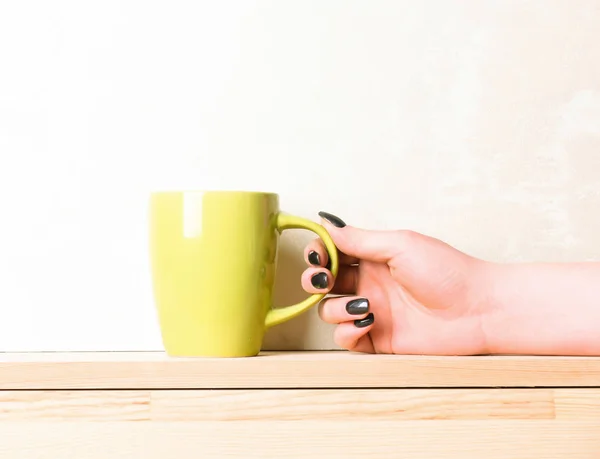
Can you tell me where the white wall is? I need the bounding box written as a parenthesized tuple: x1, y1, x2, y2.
(1, 0, 599, 351)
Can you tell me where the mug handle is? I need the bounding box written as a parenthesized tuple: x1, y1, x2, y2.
(264, 212, 339, 329)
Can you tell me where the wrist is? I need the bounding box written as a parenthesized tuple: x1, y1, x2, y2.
(474, 261, 509, 355)
(479, 262, 600, 355)
(478, 261, 550, 355)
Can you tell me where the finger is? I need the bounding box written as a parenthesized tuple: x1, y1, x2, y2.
(300, 267, 334, 294)
(304, 239, 328, 267)
(301, 265, 358, 295)
(318, 211, 407, 263)
(333, 314, 375, 351)
(319, 296, 370, 324)
(351, 334, 376, 354)
(304, 238, 360, 267)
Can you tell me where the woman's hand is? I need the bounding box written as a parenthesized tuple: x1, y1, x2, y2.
(301, 212, 493, 355)
(303, 212, 600, 356)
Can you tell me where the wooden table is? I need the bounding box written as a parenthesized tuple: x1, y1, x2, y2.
(1, 351, 600, 458)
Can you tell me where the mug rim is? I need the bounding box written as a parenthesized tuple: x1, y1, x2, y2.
(150, 189, 278, 197)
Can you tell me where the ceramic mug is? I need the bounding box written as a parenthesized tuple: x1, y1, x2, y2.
(149, 190, 339, 357)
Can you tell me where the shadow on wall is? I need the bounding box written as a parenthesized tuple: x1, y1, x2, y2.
(262, 232, 337, 351)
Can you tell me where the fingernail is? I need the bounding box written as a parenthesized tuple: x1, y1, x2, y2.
(308, 250, 321, 266)
(318, 211, 346, 228)
(354, 313, 374, 328)
(346, 298, 369, 315)
(311, 272, 329, 289)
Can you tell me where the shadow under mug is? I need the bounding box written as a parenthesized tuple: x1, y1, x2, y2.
(149, 190, 339, 357)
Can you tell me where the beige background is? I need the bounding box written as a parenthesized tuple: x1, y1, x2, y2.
(0, 1, 599, 351)
(264, 0, 600, 350)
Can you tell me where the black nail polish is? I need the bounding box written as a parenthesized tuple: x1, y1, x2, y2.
(311, 272, 329, 289)
(308, 250, 321, 266)
(318, 211, 346, 228)
(346, 298, 369, 315)
(354, 313, 374, 328)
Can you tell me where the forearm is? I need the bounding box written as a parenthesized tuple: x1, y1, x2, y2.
(483, 262, 600, 355)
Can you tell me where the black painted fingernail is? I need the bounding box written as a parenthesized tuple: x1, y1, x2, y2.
(308, 250, 321, 266)
(346, 298, 369, 315)
(354, 313, 374, 328)
(318, 211, 346, 228)
(311, 272, 329, 289)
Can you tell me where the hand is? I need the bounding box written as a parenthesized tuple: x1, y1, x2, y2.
(301, 212, 493, 355)
(303, 211, 600, 356)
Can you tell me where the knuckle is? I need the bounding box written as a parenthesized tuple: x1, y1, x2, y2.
(317, 298, 332, 321)
(333, 326, 347, 348)
(394, 230, 421, 256)
(396, 229, 418, 245)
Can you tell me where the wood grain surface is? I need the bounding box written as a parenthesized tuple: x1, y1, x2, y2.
(1, 388, 600, 421)
(2, 420, 600, 459)
(2, 351, 600, 389)
(2, 352, 600, 458)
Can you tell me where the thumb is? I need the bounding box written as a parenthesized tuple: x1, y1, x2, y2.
(318, 211, 403, 263)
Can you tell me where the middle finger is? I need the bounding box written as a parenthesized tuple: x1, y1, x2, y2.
(304, 238, 360, 267)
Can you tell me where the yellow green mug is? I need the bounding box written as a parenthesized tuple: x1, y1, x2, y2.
(149, 190, 339, 357)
